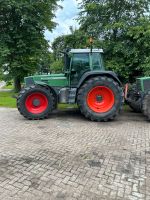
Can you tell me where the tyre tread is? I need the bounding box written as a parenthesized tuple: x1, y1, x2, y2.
(77, 76, 123, 122)
(17, 85, 55, 120)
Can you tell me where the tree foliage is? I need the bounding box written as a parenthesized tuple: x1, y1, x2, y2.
(0, 0, 150, 90)
(50, 59, 64, 73)
(101, 17, 150, 81)
(79, 0, 150, 82)
(50, 28, 90, 73)
(0, 0, 59, 91)
(79, 0, 149, 38)
(52, 28, 89, 60)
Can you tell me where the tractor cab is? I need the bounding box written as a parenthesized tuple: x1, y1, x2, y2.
(65, 49, 104, 86)
(65, 49, 104, 71)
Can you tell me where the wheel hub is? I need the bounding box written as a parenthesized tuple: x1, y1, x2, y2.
(87, 86, 115, 113)
(32, 99, 40, 107)
(25, 92, 48, 114)
(96, 95, 103, 102)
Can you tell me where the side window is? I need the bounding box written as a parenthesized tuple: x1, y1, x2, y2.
(92, 53, 101, 70)
(72, 53, 90, 72)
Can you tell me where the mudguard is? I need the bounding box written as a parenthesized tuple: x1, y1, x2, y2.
(77, 71, 122, 88)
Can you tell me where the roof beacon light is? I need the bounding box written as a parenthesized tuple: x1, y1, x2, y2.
(90, 37, 93, 54)
(89, 37, 93, 44)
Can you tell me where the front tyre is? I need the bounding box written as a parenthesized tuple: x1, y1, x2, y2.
(77, 76, 124, 122)
(17, 85, 55, 120)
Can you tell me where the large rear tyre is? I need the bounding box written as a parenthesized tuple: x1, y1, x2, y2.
(77, 76, 124, 122)
(17, 85, 55, 120)
(142, 92, 150, 121)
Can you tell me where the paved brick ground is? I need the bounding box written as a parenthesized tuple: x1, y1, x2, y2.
(0, 107, 150, 200)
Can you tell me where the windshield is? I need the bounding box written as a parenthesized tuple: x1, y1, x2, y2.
(72, 53, 90, 69)
(70, 53, 90, 75)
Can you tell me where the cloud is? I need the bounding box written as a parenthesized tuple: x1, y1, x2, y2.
(44, 0, 80, 43)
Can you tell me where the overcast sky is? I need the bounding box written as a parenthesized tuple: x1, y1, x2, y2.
(44, 0, 81, 43)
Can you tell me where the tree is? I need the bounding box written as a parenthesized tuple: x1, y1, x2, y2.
(50, 28, 89, 73)
(79, 0, 149, 39)
(100, 17, 150, 82)
(50, 28, 92, 73)
(0, 0, 59, 91)
(79, 0, 150, 82)
(50, 60, 64, 73)
(0, 68, 3, 81)
(52, 28, 89, 60)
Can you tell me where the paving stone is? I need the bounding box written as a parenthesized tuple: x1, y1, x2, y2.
(0, 108, 149, 199)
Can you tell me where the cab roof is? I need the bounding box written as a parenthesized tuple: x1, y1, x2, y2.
(70, 49, 103, 53)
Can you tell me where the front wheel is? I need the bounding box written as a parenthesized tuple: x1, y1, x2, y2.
(77, 76, 124, 121)
(17, 85, 55, 120)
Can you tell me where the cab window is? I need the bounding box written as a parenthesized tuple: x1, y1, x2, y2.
(92, 53, 101, 70)
(71, 53, 90, 72)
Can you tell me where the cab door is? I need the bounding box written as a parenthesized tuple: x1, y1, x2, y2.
(70, 53, 90, 87)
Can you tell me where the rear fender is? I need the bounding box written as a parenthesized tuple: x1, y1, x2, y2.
(77, 71, 122, 88)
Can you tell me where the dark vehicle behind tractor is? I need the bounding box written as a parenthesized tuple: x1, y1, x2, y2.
(125, 77, 150, 120)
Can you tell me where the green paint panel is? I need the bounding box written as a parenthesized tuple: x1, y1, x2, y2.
(36, 74, 68, 87)
(25, 74, 69, 87)
(137, 77, 150, 80)
(136, 77, 150, 92)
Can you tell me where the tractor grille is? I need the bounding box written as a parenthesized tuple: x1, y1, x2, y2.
(143, 79, 150, 92)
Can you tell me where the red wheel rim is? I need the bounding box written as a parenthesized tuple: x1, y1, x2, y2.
(25, 92, 48, 114)
(87, 86, 115, 113)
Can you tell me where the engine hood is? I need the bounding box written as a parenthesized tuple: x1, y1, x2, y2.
(24, 74, 68, 87)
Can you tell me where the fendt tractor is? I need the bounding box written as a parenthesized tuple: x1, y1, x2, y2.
(17, 48, 124, 121)
(125, 77, 150, 120)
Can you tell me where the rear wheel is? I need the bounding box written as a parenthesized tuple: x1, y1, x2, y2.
(77, 76, 124, 121)
(142, 92, 150, 121)
(17, 85, 55, 119)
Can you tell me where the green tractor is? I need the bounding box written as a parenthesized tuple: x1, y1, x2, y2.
(17, 49, 124, 121)
(125, 77, 150, 120)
